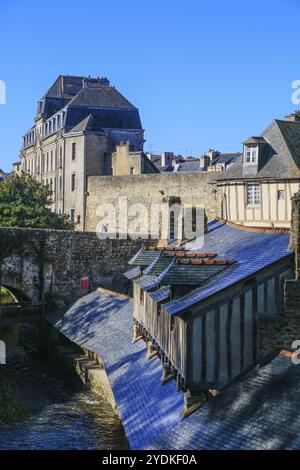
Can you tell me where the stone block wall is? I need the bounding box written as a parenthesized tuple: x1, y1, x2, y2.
(85, 172, 221, 235)
(0, 227, 144, 304)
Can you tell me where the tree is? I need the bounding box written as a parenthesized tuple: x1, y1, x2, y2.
(0, 230, 27, 317)
(0, 174, 74, 230)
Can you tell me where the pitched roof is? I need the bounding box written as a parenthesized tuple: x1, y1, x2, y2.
(211, 152, 242, 165)
(50, 289, 300, 450)
(163, 219, 291, 315)
(67, 85, 136, 109)
(68, 114, 93, 133)
(217, 119, 300, 181)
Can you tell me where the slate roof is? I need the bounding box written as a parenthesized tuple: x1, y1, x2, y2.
(49, 290, 300, 450)
(163, 219, 291, 315)
(217, 119, 300, 181)
(36, 75, 143, 130)
(65, 107, 142, 132)
(48, 290, 183, 450)
(143, 253, 229, 286)
(124, 266, 141, 280)
(211, 152, 242, 166)
(149, 286, 171, 302)
(128, 247, 160, 266)
(67, 85, 136, 110)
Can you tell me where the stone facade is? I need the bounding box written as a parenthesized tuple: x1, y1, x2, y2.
(112, 142, 159, 176)
(85, 172, 220, 237)
(0, 227, 144, 304)
(20, 75, 144, 231)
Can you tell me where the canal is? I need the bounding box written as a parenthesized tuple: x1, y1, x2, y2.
(0, 326, 129, 450)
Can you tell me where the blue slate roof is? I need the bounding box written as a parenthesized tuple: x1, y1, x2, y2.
(48, 290, 183, 450)
(164, 220, 292, 315)
(49, 289, 300, 450)
(124, 266, 141, 280)
(149, 286, 171, 302)
(149, 354, 300, 450)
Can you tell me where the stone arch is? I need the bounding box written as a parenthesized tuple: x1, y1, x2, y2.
(1, 284, 31, 303)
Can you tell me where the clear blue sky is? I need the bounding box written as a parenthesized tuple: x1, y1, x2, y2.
(0, 0, 299, 171)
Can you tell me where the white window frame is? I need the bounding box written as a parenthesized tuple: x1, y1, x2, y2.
(247, 183, 261, 205)
(244, 146, 258, 164)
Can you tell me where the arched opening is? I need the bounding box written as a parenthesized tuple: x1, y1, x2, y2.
(0, 285, 31, 304)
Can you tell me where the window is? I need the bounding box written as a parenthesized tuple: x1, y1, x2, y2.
(247, 183, 261, 205)
(169, 211, 175, 240)
(70, 209, 75, 223)
(77, 214, 81, 225)
(170, 316, 175, 332)
(72, 142, 76, 160)
(140, 288, 144, 303)
(130, 167, 135, 175)
(46, 153, 49, 172)
(278, 190, 285, 200)
(59, 147, 63, 168)
(71, 173, 76, 191)
(245, 146, 258, 163)
(50, 151, 53, 171)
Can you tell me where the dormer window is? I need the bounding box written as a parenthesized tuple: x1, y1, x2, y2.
(245, 146, 258, 164)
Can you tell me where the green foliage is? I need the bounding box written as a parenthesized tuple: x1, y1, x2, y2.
(0, 287, 14, 303)
(0, 174, 74, 230)
(0, 374, 26, 423)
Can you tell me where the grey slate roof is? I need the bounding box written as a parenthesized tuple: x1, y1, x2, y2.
(217, 119, 300, 181)
(67, 85, 136, 110)
(211, 152, 242, 166)
(164, 219, 291, 315)
(128, 248, 160, 266)
(144, 254, 229, 286)
(49, 290, 300, 450)
(36, 75, 143, 131)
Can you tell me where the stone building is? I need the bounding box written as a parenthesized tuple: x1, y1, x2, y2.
(85, 171, 221, 237)
(112, 142, 159, 176)
(20, 75, 144, 230)
(217, 113, 300, 227)
(12, 161, 22, 176)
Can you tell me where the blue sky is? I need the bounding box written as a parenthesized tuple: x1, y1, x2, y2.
(0, 0, 299, 171)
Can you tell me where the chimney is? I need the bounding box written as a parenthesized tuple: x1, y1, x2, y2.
(285, 111, 300, 122)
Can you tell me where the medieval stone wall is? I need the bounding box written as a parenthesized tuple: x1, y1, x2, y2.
(85, 172, 221, 234)
(0, 227, 144, 304)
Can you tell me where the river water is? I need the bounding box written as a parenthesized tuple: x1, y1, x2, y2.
(0, 346, 129, 450)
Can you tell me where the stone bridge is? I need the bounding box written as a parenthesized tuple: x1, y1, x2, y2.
(0, 227, 144, 309)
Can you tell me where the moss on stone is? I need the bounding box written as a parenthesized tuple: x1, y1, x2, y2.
(0, 373, 26, 423)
